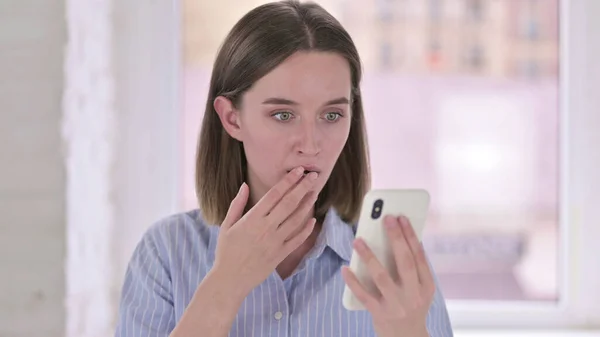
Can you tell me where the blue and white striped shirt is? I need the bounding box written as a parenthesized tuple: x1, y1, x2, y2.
(115, 208, 453, 337)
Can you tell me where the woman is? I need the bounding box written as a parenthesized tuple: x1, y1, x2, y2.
(115, 1, 453, 336)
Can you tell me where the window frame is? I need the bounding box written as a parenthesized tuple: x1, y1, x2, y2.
(448, 0, 600, 329)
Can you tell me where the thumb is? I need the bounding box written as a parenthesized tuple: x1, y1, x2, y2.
(222, 182, 249, 230)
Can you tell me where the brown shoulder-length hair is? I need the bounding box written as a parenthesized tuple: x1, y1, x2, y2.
(196, 0, 370, 226)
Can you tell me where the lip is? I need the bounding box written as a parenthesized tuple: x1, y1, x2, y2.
(287, 165, 321, 174)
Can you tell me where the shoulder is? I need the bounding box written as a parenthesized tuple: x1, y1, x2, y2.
(134, 209, 219, 268)
(117, 211, 217, 335)
(143, 209, 216, 246)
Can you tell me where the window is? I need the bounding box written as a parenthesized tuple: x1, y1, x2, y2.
(179, 0, 600, 330)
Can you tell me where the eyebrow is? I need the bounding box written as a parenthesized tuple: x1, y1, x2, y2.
(261, 97, 350, 106)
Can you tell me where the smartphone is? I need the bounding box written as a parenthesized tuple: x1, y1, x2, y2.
(342, 188, 430, 311)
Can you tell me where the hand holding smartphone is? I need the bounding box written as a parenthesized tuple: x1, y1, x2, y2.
(342, 189, 430, 311)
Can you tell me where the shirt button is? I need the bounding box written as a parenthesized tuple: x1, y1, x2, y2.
(273, 311, 283, 320)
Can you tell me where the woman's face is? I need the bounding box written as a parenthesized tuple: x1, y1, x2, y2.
(216, 51, 353, 203)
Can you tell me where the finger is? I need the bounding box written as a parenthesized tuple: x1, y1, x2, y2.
(281, 217, 316, 255)
(251, 167, 305, 216)
(385, 215, 419, 293)
(399, 216, 435, 294)
(353, 238, 400, 305)
(266, 171, 318, 226)
(341, 266, 383, 314)
(277, 191, 318, 241)
(221, 182, 249, 230)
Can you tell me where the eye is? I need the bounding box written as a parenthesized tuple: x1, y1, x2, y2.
(324, 112, 343, 122)
(272, 111, 293, 122)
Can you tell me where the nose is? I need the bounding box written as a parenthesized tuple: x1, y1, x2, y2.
(295, 120, 320, 156)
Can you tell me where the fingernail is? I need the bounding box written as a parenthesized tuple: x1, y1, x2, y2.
(294, 167, 304, 175)
(399, 216, 409, 227)
(308, 172, 318, 181)
(237, 182, 246, 195)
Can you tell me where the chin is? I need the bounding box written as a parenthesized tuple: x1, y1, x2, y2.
(313, 176, 329, 193)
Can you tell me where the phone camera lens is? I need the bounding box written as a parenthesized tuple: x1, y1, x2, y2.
(371, 199, 383, 219)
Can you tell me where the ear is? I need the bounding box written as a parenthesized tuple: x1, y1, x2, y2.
(214, 96, 243, 141)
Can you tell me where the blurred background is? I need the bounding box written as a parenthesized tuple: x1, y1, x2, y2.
(1, 0, 600, 336)
(183, 0, 560, 302)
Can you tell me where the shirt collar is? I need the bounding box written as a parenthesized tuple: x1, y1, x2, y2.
(308, 208, 356, 262)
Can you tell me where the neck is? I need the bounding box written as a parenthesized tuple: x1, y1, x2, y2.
(276, 217, 323, 279)
(247, 188, 265, 210)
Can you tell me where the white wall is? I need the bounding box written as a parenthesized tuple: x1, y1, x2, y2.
(0, 0, 67, 336)
(566, 0, 600, 326)
(0, 0, 179, 335)
(111, 0, 181, 293)
(62, 0, 118, 336)
(62, 0, 181, 335)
